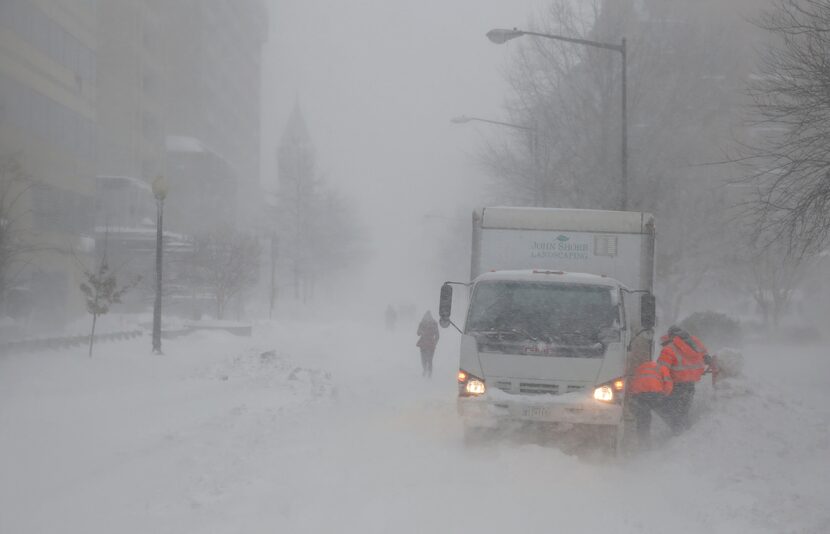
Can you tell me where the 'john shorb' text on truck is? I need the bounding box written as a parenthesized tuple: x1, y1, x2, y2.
(438, 207, 657, 450)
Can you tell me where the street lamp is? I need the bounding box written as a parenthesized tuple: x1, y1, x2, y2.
(151, 174, 168, 354)
(451, 114, 547, 205)
(487, 27, 629, 211)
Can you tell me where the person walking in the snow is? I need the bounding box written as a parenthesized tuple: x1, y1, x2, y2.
(657, 325, 711, 434)
(416, 311, 440, 377)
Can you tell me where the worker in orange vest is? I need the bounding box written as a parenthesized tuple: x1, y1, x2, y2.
(657, 325, 711, 434)
(628, 359, 673, 447)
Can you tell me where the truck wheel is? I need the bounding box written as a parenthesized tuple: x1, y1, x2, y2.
(462, 425, 493, 447)
(591, 424, 620, 457)
(606, 425, 622, 457)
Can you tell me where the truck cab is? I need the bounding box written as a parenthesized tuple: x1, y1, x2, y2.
(454, 271, 632, 432)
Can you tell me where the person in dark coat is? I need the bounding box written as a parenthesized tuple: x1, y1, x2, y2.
(416, 311, 440, 377)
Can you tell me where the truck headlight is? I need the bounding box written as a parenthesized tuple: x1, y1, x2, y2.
(458, 369, 486, 397)
(465, 379, 486, 396)
(593, 385, 614, 402)
(593, 377, 624, 403)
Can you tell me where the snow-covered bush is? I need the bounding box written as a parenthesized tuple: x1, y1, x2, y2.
(679, 311, 742, 351)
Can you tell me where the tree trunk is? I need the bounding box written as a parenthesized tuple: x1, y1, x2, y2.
(758, 297, 770, 328)
(88, 313, 97, 357)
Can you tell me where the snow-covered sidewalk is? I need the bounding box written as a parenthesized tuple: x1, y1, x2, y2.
(1, 320, 827, 533)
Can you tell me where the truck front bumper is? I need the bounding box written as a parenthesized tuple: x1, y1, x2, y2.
(458, 393, 622, 428)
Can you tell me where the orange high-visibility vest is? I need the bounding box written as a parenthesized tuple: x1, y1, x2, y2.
(630, 361, 673, 395)
(658, 335, 707, 383)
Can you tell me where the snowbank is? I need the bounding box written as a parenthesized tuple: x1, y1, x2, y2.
(0, 321, 826, 533)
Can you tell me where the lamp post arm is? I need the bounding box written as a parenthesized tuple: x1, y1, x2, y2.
(496, 28, 628, 210)
(519, 30, 624, 54)
(453, 115, 535, 132)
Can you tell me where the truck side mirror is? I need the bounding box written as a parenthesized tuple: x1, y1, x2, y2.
(640, 293, 656, 330)
(438, 283, 453, 328)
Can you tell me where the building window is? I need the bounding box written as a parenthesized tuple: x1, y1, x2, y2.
(0, 71, 95, 162)
(1, 0, 96, 83)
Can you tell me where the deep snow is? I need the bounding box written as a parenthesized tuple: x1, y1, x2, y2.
(1, 320, 828, 533)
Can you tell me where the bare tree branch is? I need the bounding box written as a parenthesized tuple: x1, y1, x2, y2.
(743, 0, 830, 255)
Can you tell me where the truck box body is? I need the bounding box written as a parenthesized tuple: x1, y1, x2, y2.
(471, 207, 655, 293)
(454, 207, 656, 439)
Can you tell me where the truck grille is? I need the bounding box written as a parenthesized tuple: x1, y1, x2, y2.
(494, 380, 513, 392)
(519, 382, 559, 395)
(566, 385, 585, 393)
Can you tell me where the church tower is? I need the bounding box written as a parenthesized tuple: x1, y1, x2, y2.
(275, 100, 317, 301)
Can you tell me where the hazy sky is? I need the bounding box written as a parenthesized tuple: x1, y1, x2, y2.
(262, 0, 546, 306)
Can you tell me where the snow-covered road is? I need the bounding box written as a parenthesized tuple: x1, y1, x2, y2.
(1, 320, 828, 533)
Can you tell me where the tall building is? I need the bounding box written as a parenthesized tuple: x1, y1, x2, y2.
(89, 0, 267, 320)
(157, 0, 268, 231)
(0, 0, 97, 327)
(165, 135, 236, 236)
(96, 0, 267, 236)
(96, 0, 166, 182)
(0, 0, 268, 329)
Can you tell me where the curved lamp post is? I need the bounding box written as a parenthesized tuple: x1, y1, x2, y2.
(487, 28, 628, 211)
(451, 114, 548, 205)
(450, 114, 535, 132)
(151, 174, 168, 354)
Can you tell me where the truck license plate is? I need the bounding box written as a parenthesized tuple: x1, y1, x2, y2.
(523, 406, 549, 418)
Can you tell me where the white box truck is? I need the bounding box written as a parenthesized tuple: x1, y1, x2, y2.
(438, 207, 656, 449)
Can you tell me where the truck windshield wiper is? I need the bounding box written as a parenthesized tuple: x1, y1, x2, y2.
(541, 330, 602, 346)
(473, 328, 539, 342)
(561, 331, 606, 348)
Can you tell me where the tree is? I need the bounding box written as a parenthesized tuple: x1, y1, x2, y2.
(745, 0, 830, 254)
(274, 101, 367, 304)
(481, 1, 619, 209)
(191, 230, 260, 320)
(80, 250, 137, 357)
(749, 246, 805, 328)
(486, 1, 751, 210)
(0, 153, 36, 313)
(482, 0, 760, 320)
(655, 184, 732, 324)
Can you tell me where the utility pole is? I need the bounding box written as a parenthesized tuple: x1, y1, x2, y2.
(151, 174, 168, 354)
(269, 232, 278, 319)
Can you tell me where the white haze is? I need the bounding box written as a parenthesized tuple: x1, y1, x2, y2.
(2, 0, 830, 532)
(263, 0, 546, 312)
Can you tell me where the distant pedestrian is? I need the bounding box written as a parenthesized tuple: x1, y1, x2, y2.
(416, 311, 440, 377)
(385, 305, 397, 331)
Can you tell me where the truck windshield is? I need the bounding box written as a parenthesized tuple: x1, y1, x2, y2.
(466, 281, 619, 345)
